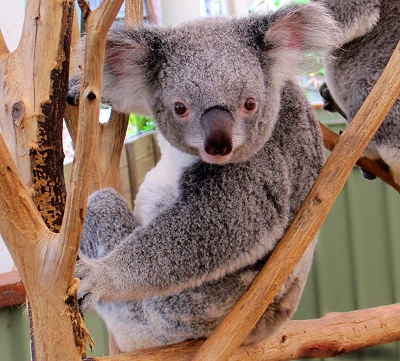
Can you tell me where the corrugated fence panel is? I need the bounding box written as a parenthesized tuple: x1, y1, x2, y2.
(0, 306, 109, 359)
(294, 118, 400, 360)
(0, 306, 30, 361)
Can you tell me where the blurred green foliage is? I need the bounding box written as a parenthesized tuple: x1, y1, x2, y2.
(126, 113, 156, 138)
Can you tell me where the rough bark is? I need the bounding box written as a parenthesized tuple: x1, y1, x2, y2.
(0, 0, 75, 231)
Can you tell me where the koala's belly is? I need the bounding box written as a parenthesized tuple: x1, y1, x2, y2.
(95, 267, 257, 351)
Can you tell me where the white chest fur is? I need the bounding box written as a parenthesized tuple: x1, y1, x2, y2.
(133, 133, 198, 226)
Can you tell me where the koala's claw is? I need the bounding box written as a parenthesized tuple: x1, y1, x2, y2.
(75, 257, 100, 312)
(78, 291, 99, 313)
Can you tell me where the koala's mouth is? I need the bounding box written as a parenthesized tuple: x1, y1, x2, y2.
(199, 149, 233, 164)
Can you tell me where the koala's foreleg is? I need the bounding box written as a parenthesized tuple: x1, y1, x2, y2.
(80, 188, 140, 259)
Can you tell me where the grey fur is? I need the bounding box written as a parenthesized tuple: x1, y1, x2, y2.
(313, 0, 400, 183)
(73, 3, 337, 352)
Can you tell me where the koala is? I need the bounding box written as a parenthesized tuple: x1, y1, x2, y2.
(71, 3, 337, 352)
(312, 0, 400, 182)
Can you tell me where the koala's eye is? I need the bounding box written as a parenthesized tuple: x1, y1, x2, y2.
(244, 98, 256, 111)
(174, 102, 187, 116)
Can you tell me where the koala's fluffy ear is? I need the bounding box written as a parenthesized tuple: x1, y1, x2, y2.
(101, 23, 161, 116)
(261, 3, 338, 83)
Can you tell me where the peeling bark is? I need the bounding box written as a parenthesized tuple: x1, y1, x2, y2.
(29, 1, 74, 231)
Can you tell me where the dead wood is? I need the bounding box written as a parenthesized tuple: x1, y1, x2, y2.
(126, 0, 144, 26)
(65, 0, 144, 196)
(65, 0, 143, 356)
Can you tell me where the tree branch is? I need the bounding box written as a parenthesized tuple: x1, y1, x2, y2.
(59, 0, 124, 277)
(78, 0, 91, 20)
(126, 0, 144, 25)
(83, 304, 400, 361)
(320, 122, 400, 193)
(191, 41, 400, 361)
(0, 132, 50, 270)
(0, 27, 10, 55)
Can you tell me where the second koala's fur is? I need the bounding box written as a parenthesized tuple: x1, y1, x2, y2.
(72, 3, 337, 352)
(313, 0, 400, 183)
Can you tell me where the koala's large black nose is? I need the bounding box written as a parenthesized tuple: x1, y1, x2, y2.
(201, 107, 233, 156)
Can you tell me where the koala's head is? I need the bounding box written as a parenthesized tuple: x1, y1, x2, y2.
(101, 3, 337, 164)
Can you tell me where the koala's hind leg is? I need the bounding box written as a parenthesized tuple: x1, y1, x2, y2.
(244, 237, 318, 345)
(243, 276, 303, 345)
(80, 188, 140, 259)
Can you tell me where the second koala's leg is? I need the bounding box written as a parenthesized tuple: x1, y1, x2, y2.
(80, 188, 140, 259)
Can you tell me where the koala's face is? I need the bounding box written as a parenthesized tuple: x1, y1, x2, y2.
(99, 4, 338, 164)
(150, 19, 281, 164)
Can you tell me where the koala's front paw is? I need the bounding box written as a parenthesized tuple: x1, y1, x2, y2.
(67, 73, 83, 106)
(75, 256, 101, 312)
(319, 82, 336, 111)
(319, 82, 348, 120)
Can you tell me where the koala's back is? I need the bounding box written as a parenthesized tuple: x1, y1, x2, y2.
(95, 81, 324, 351)
(323, 0, 400, 162)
